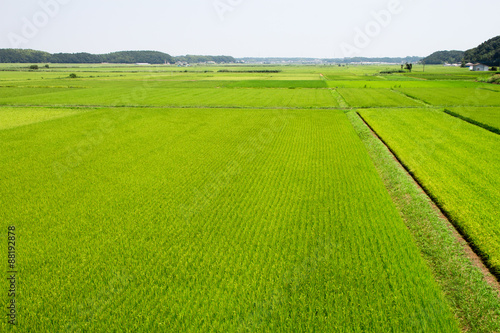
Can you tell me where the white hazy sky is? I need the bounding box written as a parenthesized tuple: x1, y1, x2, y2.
(1, 0, 498, 58)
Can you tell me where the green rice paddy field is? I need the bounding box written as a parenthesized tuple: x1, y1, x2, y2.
(0, 64, 499, 332)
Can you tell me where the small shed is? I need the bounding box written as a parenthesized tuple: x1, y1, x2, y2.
(471, 63, 489, 71)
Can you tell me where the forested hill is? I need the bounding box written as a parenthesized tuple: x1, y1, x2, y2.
(0, 49, 236, 64)
(421, 50, 464, 64)
(463, 36, 500, 66)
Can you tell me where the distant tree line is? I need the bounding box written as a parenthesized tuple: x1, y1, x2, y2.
(421, 50, 464, 64)
(339, 56, 422, 64)
(0, 49, 236, 64)
(175, 55, 235, 64)
(238, 56, 422, 64)
(218, 69, 282, 73)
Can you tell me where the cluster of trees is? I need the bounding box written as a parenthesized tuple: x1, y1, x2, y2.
(463, 36, 500, 66)
(380, 70, 406, 74)
(0, 49, 235, 64)
(0, 49, 51, 63)
(421, 50, 464, 64)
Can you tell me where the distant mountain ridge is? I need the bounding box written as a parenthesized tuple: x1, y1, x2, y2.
(0, 49, 236, 64)
(422, 50, 464, 64)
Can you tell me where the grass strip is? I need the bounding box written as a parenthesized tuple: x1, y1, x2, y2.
(444, 109, 500, 135)
(330, 89, 349, 108)
(390, 88, 431, 107)
(346, 110, 500, 333)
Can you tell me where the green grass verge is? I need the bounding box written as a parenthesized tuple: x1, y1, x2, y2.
(357, 108, 500, 276)
(330, 89, 349, 108)
(444, 108, 500, 134)
(346, 110, 500, 333)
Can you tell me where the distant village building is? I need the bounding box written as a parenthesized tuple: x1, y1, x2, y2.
(135, 63, 150, 66)
(470, 63, 489, 71)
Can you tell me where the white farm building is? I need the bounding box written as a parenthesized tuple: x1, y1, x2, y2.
(470, 63, 489, 71)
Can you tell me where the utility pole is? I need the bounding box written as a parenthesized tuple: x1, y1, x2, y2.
(423, 60, 425, 72)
